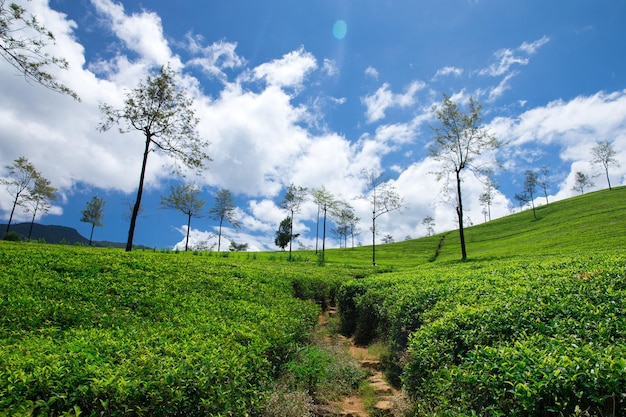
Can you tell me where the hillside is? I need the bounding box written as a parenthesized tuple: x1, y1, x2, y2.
(322, 185, 626, 267)
(1, 223, 140, 248)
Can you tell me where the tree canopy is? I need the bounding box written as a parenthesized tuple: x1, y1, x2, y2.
(430, 95, 500, 260)
(99, 65, 211, 251)
(0, 0, 78, 100)
(80, 195, 105, 246)
(160, 184, 205, 252)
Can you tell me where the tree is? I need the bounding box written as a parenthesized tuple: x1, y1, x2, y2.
(275, 217, 297, 251)
(538, 165, 550, 204)
(331, 201, 359, 250)
(208, 188, 240, 252)
(479, 176, 497, 221)
(422, 215, 435, 236)
(1, 156, 39, 235)
(521, 169, 538, 219)
(229, 240, 248, 252)
(360, 169, 403, 266)
(80, 195, 105, 246)
(99, 65, 211, 251)
(160, 184, 205, 252)
(25, 174, 56, 239)
(572, 171, 594, 195)
(279, 183, 308, 259)
(311, 186, 337, 258)
(0, 0, 78, 99)
(382, 234, 394, 244)
(430, 95, 499, 260)
(591, 140, 620, 190)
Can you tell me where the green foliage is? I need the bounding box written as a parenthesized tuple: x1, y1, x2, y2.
(0, 242, 347, 416)
(3, 231, 21, 241)
(338, 255, 626, 415)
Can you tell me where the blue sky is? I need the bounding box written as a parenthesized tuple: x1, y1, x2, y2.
(1, 0, 625, 250)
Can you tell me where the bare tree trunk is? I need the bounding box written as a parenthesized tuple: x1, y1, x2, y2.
(605, 167, 612, 190)
(217, 216, 224, 252)
(322, 204, 327, 263)
(6, 195, 19, 234)
(372, 213, 376, 266)
(126, 134, 151, 252)
(456, 170, 467, 260)
(89, 224, 95, 246)
(28, 204, 38, 240)
(185, 212, 192, 251)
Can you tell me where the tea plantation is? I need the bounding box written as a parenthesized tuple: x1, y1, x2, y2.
(1, 186, 625, 416)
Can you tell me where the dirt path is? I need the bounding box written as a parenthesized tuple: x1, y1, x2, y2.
(316, 309, 403, 417)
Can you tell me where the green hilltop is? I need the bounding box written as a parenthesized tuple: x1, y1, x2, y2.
(319, 185, 626, 267)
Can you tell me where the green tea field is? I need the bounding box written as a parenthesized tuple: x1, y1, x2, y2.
(1, 186, 625, 416)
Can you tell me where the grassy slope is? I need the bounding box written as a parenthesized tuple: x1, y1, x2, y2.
(320, 185, 626, 267)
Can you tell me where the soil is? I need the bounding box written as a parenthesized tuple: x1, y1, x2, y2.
(315, 309, 403, 417)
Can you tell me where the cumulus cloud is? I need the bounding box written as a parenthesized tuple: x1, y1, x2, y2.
(186, 36, 246, 81)
(362, 81, 425, 123)
(250, 47, 317, 88)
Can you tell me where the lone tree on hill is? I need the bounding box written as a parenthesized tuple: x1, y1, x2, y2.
(208, 188, 240, 252)
(160, 184, 205, 252)
(1, 156, 39, 235)
(590, 140, 620, 190)
(572, 171, 594, 195)
(279, 183, 308, 259)
(516, 169, 539, 219)
(422, 215, 435, 236)
(430, 95, 500, 260)
(25, 174, 57, 239)
(80, 195, 105, 246)
(0, 0, 78, 100)
(360, 169, 403, 266)
(99, 65, 211, 251)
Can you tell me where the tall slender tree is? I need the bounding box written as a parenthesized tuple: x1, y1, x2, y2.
(0, 0, 78, 99)
(279, 183, 308, 260)
(25, 174, 56, 239)
(99, 65, 211, 251)
(430, 95, 500, 260)
(422, 215, 435, 236)
(591, 140, 620, 190)
(208, 188, 240, 252)
(360, 169, 403, 266)
(311, 186, 336, 256)
(160, 184, 205, 252)
(1, 156, 39, 235)
(80, 195, 105, 246)
(523, 169, 538, 219)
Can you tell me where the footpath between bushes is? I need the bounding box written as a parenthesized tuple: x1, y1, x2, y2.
(314, 308, 408, 417)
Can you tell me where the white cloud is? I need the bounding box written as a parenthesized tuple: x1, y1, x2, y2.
(362, 81, 425, 123)
(90, 0, 180, 70)
(434, 66, 463, 79)
(322, 59, 339, 77)
(365, 66, 379, 79)
(250, 47, 317, 88)
(186, 36, 246, 81)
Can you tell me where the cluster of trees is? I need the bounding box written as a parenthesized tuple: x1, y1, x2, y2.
(512, 140, 620, 219)
(274, 171, 403, 266)
(1, 157, 57, 240)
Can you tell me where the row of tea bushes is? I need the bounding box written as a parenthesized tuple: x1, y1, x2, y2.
(338, 254, 626, 415)
(0, 242, 346, 416)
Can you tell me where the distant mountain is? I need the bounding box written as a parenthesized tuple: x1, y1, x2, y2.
(1, 223, 130, 248)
